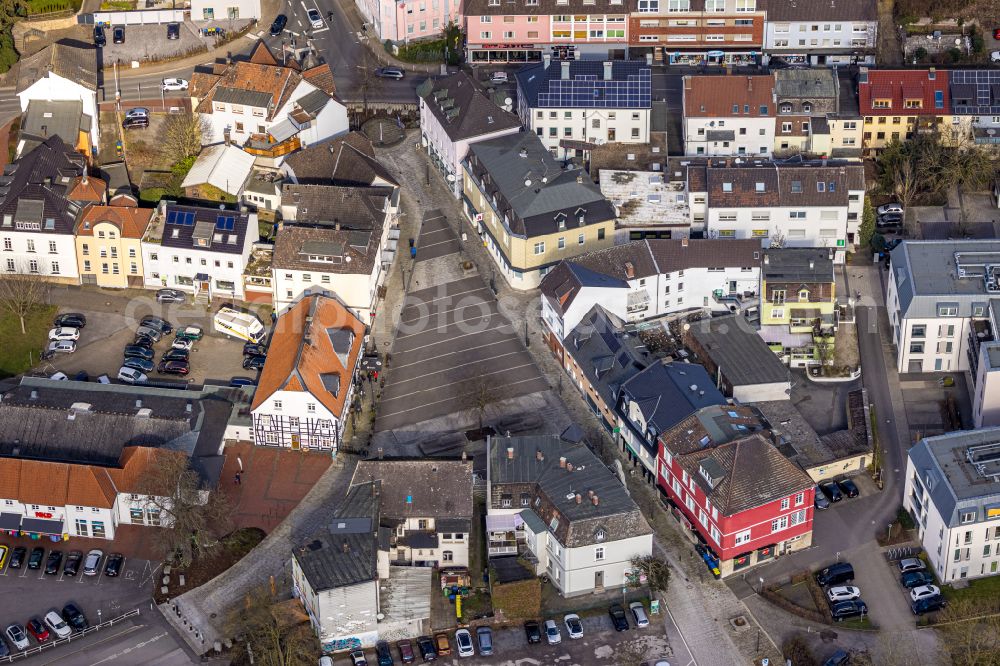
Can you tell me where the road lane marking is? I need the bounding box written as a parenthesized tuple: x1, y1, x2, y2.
(34, 624, 146, 666)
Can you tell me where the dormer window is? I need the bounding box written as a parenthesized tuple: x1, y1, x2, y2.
(779, 103, 792, 114)
(595, 528, 606, 542)
(904, 98, 922, 109)
(872, 98, 891, 109)
(802, 102, 812, 113)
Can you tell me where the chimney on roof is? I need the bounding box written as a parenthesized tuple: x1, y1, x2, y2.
(543, 53, 551, 70)
(603, 61, 613, 81)
(684, 76, 692, 90)
(561, 61, 571, 80)
(681, 237, 689, 248)
(592, 494, 599, 506)
(566, 462, 574, 472)
(135, 399, 142, 409)
(828, 249, 833, 260)
(462, 450, 467, 461)
(588, 489, 594, 498)
(377, 446, 384, 459)
(747, 76, 753, 92)
(81, 171, 88, 185)
(559, 456, 566, 468)
(764, 254, 769, 265)
(624, 261, 635, 279)
(519, 147, 528, 158)
(507, 446, 514, 460)
(226, 51, 232, 65)
(185, 402, 192, 413)
(575, 493, 582, 504)
(29, 390, 38, 400)
(536, 449, 544, 462)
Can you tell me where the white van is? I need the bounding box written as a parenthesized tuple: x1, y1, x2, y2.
(213, 307, 265, 343)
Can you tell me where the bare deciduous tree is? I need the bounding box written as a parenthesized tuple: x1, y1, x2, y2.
(161, 111, 210, 164)
(936, 597, 1000, 666)
(892, 156, 920, 211)
(466, 375, 500, 431)
(629, 554, 671, 593)
(0, 269, 50, 334)
(225, 583, 318, 666)
(135, 451, 232, 567)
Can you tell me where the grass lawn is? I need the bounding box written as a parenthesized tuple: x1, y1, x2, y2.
(941, 575, 1000, 604)
(0, 305, 57, 379)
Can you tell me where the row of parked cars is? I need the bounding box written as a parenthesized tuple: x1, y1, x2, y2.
(0, 605, 89, 656)
(814, 478, 859, 509)
(117, 317, 203, 384)
(895, 557, 946, 615)
(0, 545, 124, 578)
(336, 602, 653, 664)
(815, 562, 868, 622)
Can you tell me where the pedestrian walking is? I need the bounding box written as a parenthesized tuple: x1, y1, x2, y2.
(235, 471, 242, 485)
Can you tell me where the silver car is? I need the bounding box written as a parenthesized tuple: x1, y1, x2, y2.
(83, 549, 103, 576)
(47, 340, 76, 354)
(827, 585, 861, 602)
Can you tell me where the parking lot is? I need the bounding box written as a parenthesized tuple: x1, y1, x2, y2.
(324, 613, 673, 666)
(374, 211, 549, 431)
(37, 294, 264, 387)
(97, 20, 251, 66)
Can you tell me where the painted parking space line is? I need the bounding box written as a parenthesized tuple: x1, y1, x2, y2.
(391, 338, 518, 371)
(380, 361, 537, 403)
(377, 375, 548, 420)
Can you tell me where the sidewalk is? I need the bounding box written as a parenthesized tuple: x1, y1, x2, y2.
(334, 0, 442, 74)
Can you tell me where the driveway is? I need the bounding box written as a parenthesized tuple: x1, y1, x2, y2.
(374, 210, 548, 432)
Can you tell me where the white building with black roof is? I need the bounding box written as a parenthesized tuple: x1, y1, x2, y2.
(486, 431, 653, 597)
(141, 200, 258, 302)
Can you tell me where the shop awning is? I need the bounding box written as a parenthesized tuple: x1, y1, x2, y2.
(0, 513, 21, 530)
(20, 518, 63, 536)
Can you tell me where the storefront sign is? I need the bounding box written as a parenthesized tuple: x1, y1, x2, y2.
(732, 552, 752, 570)
(757, 544, 776, 561)
(34, 512, 52, 519)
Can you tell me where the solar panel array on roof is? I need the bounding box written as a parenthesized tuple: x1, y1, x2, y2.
(167, 210, 195, 226)
(216, 215, 236, 231)
(951, 70, 1000, 114)
(600, 328, 621, 354)
(537, 69, 651, 109)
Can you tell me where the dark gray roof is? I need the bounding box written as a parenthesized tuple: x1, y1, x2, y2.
(465, 132, 615, 237)
(889, 240, 1000, 320)
(763, 248, 835, 283)
(99, 162, 135, 202)
(293, 481, 379, 591)
(688, 314, 790, 387)
(539, 260, 628, 316)
(908, 428, 1000, 530)
(272, 223, 380, 274)
(836, 69, 861, 117)
(436, 517, 471, 533)
(296, 88, 330, 115)
(157, 203, 250, 255)
(488, 434, 652, 548)
(282, 132, 398, 188)
(758, 0, 877, 21)
(0, 136, 86, 235)
(417, 71, 520, 142)
(564, 305, 647, 413)
(706, 162, 865, 207)
(774, 69, 839, 99)
(353, 459, 473, 519)
(16, 40, 97, 93)
(516, 60, 651, 110)
(214, 86, 274, 109)
(20, 100, 89, 149)
(281, 184, 392, 230)
(491, 556, 535, 583)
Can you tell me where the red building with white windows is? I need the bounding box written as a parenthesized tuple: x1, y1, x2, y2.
(656, 404, 815, 576)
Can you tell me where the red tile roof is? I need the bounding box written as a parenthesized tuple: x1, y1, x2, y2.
(858, 69, 950, 116)
(76, 203, 153, 239)
(683, 75, 775, 117)
(251, 294, 366, 420)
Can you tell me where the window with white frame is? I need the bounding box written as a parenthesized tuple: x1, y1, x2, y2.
(735, 529, 751, 545)
(595, 546, 605, 561)
(771, 515, 788, 532)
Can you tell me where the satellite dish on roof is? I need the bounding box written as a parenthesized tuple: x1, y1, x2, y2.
(683, 323, 690, 331)
(447, 174, 456, 182)
(345, 255, 352, 263)
(525, 179, 532, 187)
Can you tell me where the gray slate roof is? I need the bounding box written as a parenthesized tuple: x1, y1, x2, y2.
(20, 100, 90, 150)
(890, 240, 1000, 320)
(564, 305, 648, 414)
(774, 69, 839, 99)
(16, 40, 97, 94)
(465, 132, 615, 237)
(281, 184, 392, 230)
(908, 429, 1000, 530)
(214, 86, 274, 109)
(758, 0, 877, 21)
(156, 203, 250, 255)
(488, 434, 652, 548)
(353, 459, 473, 519)
(418, 70, 520, 142)
(763, 248, 835, 284)
(282, 132, 398, 188)
(688, 314, 790, 387)
(0, 136, 87, 236)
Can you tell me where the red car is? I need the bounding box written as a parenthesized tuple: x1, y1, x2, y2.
(157, 360, 189, 375)
(26, 617, 49, 643)
(994, 28, 1000, 40)
(397, 638, 415, 663)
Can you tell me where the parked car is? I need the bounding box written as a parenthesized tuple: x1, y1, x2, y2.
(141, 315, 173, 334)
(161, 78, 188, 91)
(897, 558, 926, 573)
(124, 344, 155, 360)
(837, 478, 860, 498)
(122, 115, 148, 129)
(910, 584, 941, 602)
(27, 547, 45, 570)
(171, 337, 194, 351)
(243, 342, 267, 357)
(54, 313, 87, 328)
(822, 649, 850, 666)
(830, 599, 868, 621)
(826, 586, 861, 603)
(25, 617, 49, 643)
(877, 203, 903, 216)
(454, 628, 474, 657)
(83, 549, 103, 576)
(94, 25, 106, 46)
(992, 51, 1000, 63)
(8, 547, 25, 569)
(877, 212, 903, 228)
(397, 639, 415, 663)
(544, 619, 561, 644)
(475, 627, 492, 656)
(900, 570, 935, 589)
(166, 22, 179, 39)
(375, 639, 394, 666)
(816, 562, 855, 587)
(489, 71, 508, 83)
(911, 595, 946, 615)
(5, 623, 28, 650)
(629, 601, 650, 628)
(608, 603, 629, 631)
(174, 325, 203, 340)
(819, 481, 843, 502)
(434, 633, 450, 656)
(47, 340, 76, 354)
(229, 377, 256, 387)
(523, 620, 541, 644)
(375, 67, 405, 79)
(62, 604, 88, 632)
(307, 8, 323, 28)
(104, 552, 125, 576)
(269, 13, 287, 35)
(156, 288, 185, 303)
(994, 28, 1000, 39)
(416, 635, 436, 661)
(160, 345, 188, 361)
(43, 611, 71, 639)
(122, 357, 155, 374)
(814, 488, 830, 510)
(48, 326, 80, 341)
(44, 550, 63, 575)
(564, 613, 583, 639)
(112, 25, 124, 43)
(348, 650, 368, 666)
(117, 366, 148, 384)
(243, 355, 266, 370)
(157, 360, 190, 376)
(135, 325, 163, 342)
